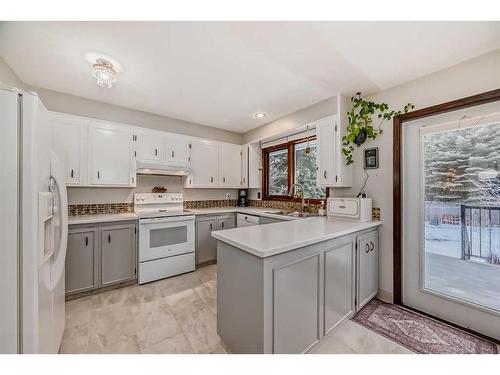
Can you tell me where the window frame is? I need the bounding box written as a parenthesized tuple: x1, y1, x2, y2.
(262, 136, 328, 203)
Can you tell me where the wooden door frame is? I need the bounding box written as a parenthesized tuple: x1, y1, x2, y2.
(393, 88, 500, 305)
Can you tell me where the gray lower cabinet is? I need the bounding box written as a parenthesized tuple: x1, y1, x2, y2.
(101, 225, 136, 287)
(196, 214, 236, 266)
(217, 228, 379, 353)
(66, 229, 98, 294)
(356, 230, 379, 310)
(196, 217, 217, 265)
(66, 221, 137, 297)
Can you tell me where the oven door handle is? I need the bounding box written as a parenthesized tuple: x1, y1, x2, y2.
(140, 215, 195, 224)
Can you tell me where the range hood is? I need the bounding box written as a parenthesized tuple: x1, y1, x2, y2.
(136, 160, 191, 177)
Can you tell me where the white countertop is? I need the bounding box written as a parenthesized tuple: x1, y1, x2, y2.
(68, 206, 297, 225)
(68, 213, 139, 225)
(212, 217, 382, 258)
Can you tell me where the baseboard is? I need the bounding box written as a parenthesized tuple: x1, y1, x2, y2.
(376, 289, 393, 303)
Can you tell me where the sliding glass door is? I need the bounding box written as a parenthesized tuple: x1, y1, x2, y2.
(402, 101, 500, 340)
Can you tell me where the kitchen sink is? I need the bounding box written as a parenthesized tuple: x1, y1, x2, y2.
(264, 210, 317, 218)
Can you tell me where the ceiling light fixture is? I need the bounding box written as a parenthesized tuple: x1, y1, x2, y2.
(254, 112, 266, 119)
(92, 58, 117, 88)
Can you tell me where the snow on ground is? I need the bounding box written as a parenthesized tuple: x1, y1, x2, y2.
(425, 223, 462, 258)
(425, 222, 500, 260)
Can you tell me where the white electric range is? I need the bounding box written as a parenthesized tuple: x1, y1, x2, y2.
(134, 193, 195, 284)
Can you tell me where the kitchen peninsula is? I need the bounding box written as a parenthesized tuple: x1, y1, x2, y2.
(212, 217, 381, 354)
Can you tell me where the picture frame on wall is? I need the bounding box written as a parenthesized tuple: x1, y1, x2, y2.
(364, 147, 379, 169)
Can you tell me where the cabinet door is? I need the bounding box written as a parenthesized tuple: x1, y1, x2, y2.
(52, 114, 86, 185)
(65, 229, 97, 294)
(316, 117, 336, 186)
(101, 225, 136, 287)
(324, 243, 354, 335)
(191, 140, 219, 187)
(135, 132, 164, 161)
(273, 255, 320, 353)
(248, 143, 262, 189)
(196, 218, 217, 265)
(220, 143, 242, 187)
(90, 123, 134, 186)
(217, 215, 236, 230)
(165, 137, 191, 165)
(357, 231, 379, 310)
(240, 146, 248, 187)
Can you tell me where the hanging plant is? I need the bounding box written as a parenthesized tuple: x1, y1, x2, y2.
(341, 93, 414, 165)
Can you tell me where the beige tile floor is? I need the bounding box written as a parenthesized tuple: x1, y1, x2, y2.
(60, 264, 413, 354)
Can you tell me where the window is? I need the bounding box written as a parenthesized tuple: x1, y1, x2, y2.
(263, 138, 327, 201)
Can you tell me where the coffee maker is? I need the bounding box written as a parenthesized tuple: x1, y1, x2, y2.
(238, 189, 248, 207)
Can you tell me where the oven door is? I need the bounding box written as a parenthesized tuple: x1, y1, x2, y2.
(139, 215, 195, 261)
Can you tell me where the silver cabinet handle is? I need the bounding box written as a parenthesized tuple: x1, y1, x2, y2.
(71, 169, 74, 178)
(209, 223, 213, 230)
(223, 177, 226, 183)
(243, 177, 246, 183)
(171, 150, 175, 158)
(108, 234, 111, 243)
(97, 171, 100, 179)
(324, 171, 327, 179)
(154, 149, 158, 156)
(221, 222, 224, 229)
(370, 241, 375, 252)
(365, 243, 370, 253)
(85, 236, 88, 246)
(210, 176, 214, 183)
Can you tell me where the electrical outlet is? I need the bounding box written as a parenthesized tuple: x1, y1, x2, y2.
(225, 192, 231, 199)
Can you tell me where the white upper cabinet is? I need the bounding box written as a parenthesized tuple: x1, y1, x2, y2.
(51, 113, 87, 185)
(134, 131, 164, 161)
(316, 95, 352, 188)
(220, 143, 242, 188)
(240, 145, 248, 188)
(247, 143, 262, 189)
(89, 121, 135, 186)
(189, 140, 219, 187)
(165, 136, 191, 166)
(316, 116, 336, 186)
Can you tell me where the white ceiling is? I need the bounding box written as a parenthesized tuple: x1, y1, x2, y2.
(1, 21, 500, 133)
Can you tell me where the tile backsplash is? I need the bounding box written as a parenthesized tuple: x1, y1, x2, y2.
(248, 199, 321, 214)
(184, 199, 238, 209)
(68, 203, 134, 216)
(68, 199, 381, 220)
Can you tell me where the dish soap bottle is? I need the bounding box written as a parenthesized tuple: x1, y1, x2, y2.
(318, 201, 326, 216)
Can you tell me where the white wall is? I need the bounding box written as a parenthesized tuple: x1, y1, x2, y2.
(243, 96, 338, 144)
(331, 49, 500, 301)
(67, 175, 239, 204)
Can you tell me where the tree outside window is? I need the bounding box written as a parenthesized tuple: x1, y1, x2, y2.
(264, 138, 326, 201)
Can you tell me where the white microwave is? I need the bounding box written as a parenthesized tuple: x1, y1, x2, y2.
(327, 197, 372, 222)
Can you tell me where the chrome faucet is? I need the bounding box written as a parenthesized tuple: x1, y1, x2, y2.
(288, 183, 306, 213)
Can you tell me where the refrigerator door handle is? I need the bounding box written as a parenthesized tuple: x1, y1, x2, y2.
(48, 151, 68, 290)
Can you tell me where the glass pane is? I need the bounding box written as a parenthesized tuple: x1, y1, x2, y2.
(268, 148, 289, 195)
(423, 122, 500, 312)
(294, 140, 326, 199)
(150, 226, 187, 248)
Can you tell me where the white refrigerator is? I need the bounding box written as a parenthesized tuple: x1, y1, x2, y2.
(0, 86, 68, 353)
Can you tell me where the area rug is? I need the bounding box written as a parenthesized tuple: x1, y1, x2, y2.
(352, 299, 498, 354)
